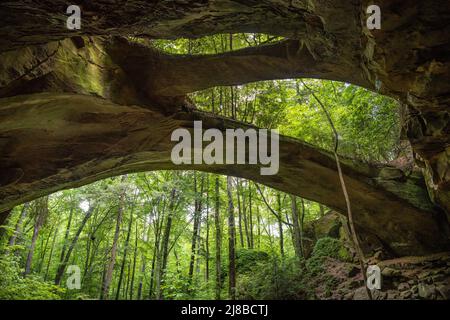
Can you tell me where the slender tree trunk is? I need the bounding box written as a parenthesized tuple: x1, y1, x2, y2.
(60, 203, 74, 265)
(44, 225, 59, 281)
(83, 229, 92, 283)
(248, 184, 254, 249)
(205, 176, 210, 282)
(130, 219, 138, 300)
(154, 250, 162, 300)
(214, 177, 222, 300)
(300, 198, 306, 257)
(101, 175, 127, 299)
(149, 242, 158, 299)
(227, 176, 236, 300)
(256, 205, 261, 249)
(158, 186, 177, 299)
(277, 193, 284, 258)
(237, 184, 244, 248)
(8, 203, 29, 246)
(242, 183, 251, 248)
(161, 188, 176, 272)
(24, 197, 49, 276)
(55, 205, 95, 285)
(99, 264, 106, 298)
(188, 172, 199, 281)
(137, 217, 148, 300)
(37, 223, 55, 273)
(219, 87, 223, 116)
(290, 195, 304, 260)
(115, 202, 134, 300)
(188, 172, 204, 283)
(83, 236, 100, 290)
(125, 262, 131, 299)
(150, 201, 163, 299)
(137, 258, 146, 300)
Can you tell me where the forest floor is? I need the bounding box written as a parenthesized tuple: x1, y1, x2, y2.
(314, 253, 450, 300)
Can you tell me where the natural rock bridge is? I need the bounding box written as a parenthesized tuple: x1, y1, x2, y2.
(0, 0, 449, 257)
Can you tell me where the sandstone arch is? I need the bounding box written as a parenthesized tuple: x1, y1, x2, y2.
(0, 0, 449, 256)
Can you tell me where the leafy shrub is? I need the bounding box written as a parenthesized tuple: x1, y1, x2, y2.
(235, 249, 269, 273)
(236, 256, 311, 300)
(306, 237, 350, 275)
(160, 271, 194, 300)
(220, 248, 269, 280)
(311, 237, 349, 259)
(0, 253, 64, 300)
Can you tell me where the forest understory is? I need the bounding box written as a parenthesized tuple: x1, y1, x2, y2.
(2, 182, 449, 300)
(0, 1, 449, 301)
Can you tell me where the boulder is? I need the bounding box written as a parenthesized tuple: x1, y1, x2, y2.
(313, 211, 342, 239)
(418, 283, 436, 299)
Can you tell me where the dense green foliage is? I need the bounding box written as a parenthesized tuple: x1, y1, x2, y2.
(1, 173, 326, 300)
(236, 256, 309, 300)
(306, 237, 351, 276)
(0, 252, 63, 299)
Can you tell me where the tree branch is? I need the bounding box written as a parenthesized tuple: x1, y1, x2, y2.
(254, 183, 295, 228)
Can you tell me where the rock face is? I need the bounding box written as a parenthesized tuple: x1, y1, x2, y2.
(313, 211, 343, 240)
(0, 1, 449, 257)
(309, 210, 450, 296)
(312, 211, 397, 258)
(315, 252, 450, 300)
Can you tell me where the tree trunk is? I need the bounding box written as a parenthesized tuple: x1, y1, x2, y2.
(8, 203, 29, 246)
(137, 215, 148, 300)
(148, 242, 158, 299)
(290, 195, 304, 260)
(214, 177, 222, 300)
(248, 184, 254, 249)
(277, 193, 284, 259)
(256, 205, 261, 250)
(55, 205, 95, 285)
(188, 173, 205, 283)
(24, 197, 49, 276)
(124, 262, 131, 299)
(227, 176, 236, 300)
(60, 201, 74, 266)
(129, 218, 138, 300)
(115, 202, 134, 300)
(242, 183, 251, 248)
(237, 183, 245, 248)
(37, 223, 55, 273)
(150, 198, 164, 299)
(205, 176, 210, 282)
(44, 225, 59, 281)
(101, 175, 127, 299)
(159, 186, 177, 299)
(300, 198, 306, 257)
